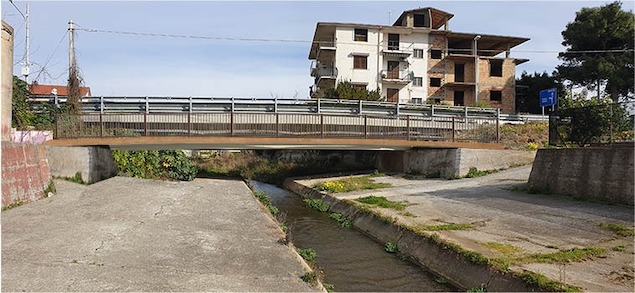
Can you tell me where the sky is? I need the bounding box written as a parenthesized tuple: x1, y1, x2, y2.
(1, 0, 629, 98)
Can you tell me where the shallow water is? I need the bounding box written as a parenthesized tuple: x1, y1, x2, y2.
(251, 181, 454, 292)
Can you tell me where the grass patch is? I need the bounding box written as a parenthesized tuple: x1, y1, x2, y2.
(44, 180, 56, 194)
(598, 222, 634, 237)
(464, 167, 498, 178)
(517, 270, 580, 292)
(520, 247, 606, 263)
(612, 245, 626, 252)
(329, 213, 352, 228)
(483, 242, 522, 257)
(314, 176, 392, 193)
(419, 223, 475, 231)
(303, 198, 330, 212)
(355, 196, 407, 211)
(297, 248, 317, 262)
(467, 286, 487, 292)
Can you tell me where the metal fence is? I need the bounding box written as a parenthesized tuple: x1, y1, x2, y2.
(549, 102, 634, 147)
(55, 112, 501, 143)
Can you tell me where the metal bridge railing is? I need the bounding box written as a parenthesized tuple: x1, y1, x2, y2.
(55, 112, 501, 143)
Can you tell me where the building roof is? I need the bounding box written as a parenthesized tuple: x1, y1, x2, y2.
(30, 83, 92, 97)
(392, 7, 454, 29)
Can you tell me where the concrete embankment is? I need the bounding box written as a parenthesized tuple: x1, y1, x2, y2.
(2, 177, 319, 292)
(284, 167, 634, 292)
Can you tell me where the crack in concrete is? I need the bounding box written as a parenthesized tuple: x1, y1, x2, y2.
(154, 205, 164, 217)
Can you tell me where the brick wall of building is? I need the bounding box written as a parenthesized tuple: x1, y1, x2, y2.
(1, 142, 52, 208)
(477, 58, 516, 113)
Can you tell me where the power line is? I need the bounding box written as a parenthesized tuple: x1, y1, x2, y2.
(33, 30, 68, 83)
(76, 26, 635, 55)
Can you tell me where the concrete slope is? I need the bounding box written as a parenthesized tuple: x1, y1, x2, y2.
(2, 177, 316, 292)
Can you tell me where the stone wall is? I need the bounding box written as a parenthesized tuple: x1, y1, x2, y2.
(1, 142, 52, 208)
(528, 147, 634, 205)
(45, 146, 117, 184)
(376, 148, 535, 178)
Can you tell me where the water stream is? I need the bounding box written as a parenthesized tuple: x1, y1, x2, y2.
(251, 181, 455, 292)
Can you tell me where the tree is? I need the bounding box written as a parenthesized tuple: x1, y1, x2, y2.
(320, 81, 381, 101)
(515, 71, 565, 114)
(557, 1, 634, 102)
(12, 76, 35, 129)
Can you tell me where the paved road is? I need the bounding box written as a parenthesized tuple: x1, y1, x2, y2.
(299, 166, 635, 292)
(2, 177, 317, 292)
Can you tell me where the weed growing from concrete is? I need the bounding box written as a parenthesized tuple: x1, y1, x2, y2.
(398, 211, 417, 217)
(464, 167, 498, 178)
(612, 245, 626, 252)
(517, 270, 580, 292)
(303, 198, 330, 212)
(44, 180, 56, 195)
(598, 222, 634, 237)
(434, 276, 448, 284)
(329, 213, 352, 228)
(60, 172, 86, 184)
(253, 191, 280, 216)
(300, 272, 319, 287)
(385, 242, 399, 253)
(314, 176, 392, 193)
(355, 195, 407, 211)
(1, 199, 26, 211)
(520, 247, 606, 263)
(483, 242, 522, 256)
(297, 248, 317, 262)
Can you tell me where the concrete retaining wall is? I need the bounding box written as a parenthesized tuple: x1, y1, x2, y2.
(528, 147, 634, 205)
(283, 178, 541, 291)
(1, 142, 52, 207)
(377, 148, 535, 178)
(45, 146, 117, 184)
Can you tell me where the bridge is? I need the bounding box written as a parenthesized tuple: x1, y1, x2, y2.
(47, 110, 503, 150)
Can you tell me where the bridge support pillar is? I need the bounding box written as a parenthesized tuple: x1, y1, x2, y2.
(45, 146, 116, 184)
(376, 148, 536, 179)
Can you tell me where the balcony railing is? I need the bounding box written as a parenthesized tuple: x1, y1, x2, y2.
(382, 42, 414, 58)
(380, 70, 413, 83)
(315, 67, 338, 83)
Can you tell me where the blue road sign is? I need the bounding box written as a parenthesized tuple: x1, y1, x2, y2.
(539, 88, 557, 107)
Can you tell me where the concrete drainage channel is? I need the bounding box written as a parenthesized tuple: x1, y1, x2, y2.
(283, 178, 543, 292)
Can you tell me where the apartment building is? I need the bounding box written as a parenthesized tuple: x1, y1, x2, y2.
(308, 7, 529, 113)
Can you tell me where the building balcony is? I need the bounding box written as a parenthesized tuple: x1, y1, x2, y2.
(313, 67, 338, 89)
(316, 41, 336, 62)
(381, 42, 413, 59)
(380, 70, 413, 84)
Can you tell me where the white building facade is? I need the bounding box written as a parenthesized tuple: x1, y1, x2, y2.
(308, 8, 529, 112)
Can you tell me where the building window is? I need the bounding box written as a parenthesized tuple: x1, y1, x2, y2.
(490, 59, 503, 77)
(353, 55, 368, 69)
(414, 14, 428, 28)
(352, 83, 367, 90)
(490, 90, 502, 102)
(354, 28, 368, 42)
(413, 77, 423, 87)
(430, 49, 442, 59)
(430, 77, 441, 87)
(411, 98, 423, 104)
(413, 49, 424, 58)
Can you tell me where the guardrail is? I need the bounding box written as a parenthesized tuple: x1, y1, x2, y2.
(31, 96, 548, 123)
(55, 112, 501, 143)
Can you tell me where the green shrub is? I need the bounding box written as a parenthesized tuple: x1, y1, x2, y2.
(385, 242, 398, 253)
(112, 150, 198, 181)
(329, 213, 352, 228)
(297, 248, 317, 262)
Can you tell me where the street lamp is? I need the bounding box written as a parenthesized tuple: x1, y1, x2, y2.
(8, 0, 30, 83)
(474, 35, 481, 102)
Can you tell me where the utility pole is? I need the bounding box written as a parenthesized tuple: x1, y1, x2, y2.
(9, 0, 29, 83)
(22, 3, 30, 82)
(69, 19, 74, 72)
